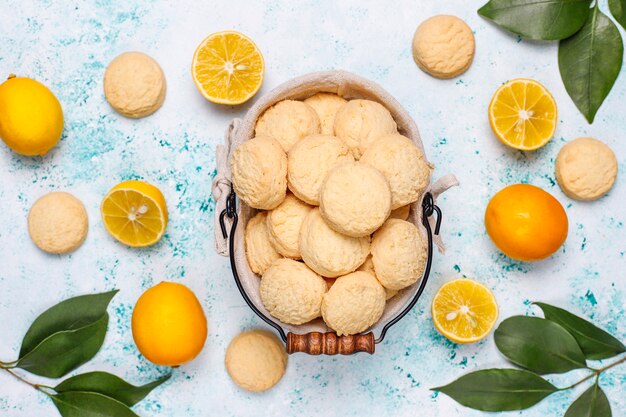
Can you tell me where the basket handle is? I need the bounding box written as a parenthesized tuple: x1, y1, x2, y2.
(287, 332, 375, 355)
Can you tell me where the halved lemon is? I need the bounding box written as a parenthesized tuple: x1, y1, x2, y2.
(432, 278, 499, 344)
(192, 31, 264, 105)
(101, 180, 168, 247)
(488, 78, 557, 151)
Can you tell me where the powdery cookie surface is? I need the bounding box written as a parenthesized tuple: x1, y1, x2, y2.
(412, 15, 475, 79)
(260, 258, 327, 325)
(299, 208, 370, 278)
(104, 52, 166, 118)
(321, 271, 386, 336)
(255, 100, 320, 152)
(28, 192, 88, 254)
(304, 93, 347, 135)
(357, 255, 398, 300)
(556, 137, 618, 201)
(319, 161, 391, 237)
(287, 134, 354, 205)
(361, 134, 431, 209)
(245, 212, 282, 275)
(225, 330, 287, 392)
(230, 136, 287, 210)
(333, 99, 397, 158)
(371, 219, 427, 291)
(266, 194, 312, 259)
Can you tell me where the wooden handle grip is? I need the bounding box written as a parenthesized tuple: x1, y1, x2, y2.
(286, 332, 375, 355)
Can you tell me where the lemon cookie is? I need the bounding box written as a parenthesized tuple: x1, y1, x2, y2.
(255, 100, 320, 152)
(321, 271, 386, 336)
(28, 192, 88, 254)
(260, 258, 327, 325)
(412, 15, 475, 79)
(245, 212, 282, 275)
(556, 137, 618, 201)
(230, 136, 287, 210)
(266, 194, 312, 259)
(389, 205, 410, 221)
(304, 93, 347, 135)
(299, 208, 369, 278)
(287, 134, 354, 205)
(361, 134, 431, 209)
(319, 161, 392, 237)
(225, 330, 287, 392)
(371, 219, 427, 290)
(104, 52, 166, 118)
(357, 255, 398, 300)
(333, 99, 397, 158)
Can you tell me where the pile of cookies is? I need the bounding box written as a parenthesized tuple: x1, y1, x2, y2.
(230, 93, 432, 336)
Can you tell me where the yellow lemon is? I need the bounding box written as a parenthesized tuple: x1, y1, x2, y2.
(432, 278, 499, 344)
(485, 184, 568, 261)
(101, 180, 168, 247)
(0, 75, 64, 156)
(132, 282, 207, 366)
(489, 78, 557, 151)
(192, 31, 264, 105)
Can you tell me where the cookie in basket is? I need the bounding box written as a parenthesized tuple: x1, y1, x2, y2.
(304, 93, 347, 135)
(255, 100, 320, 152)
(266, 194, 312, 259)
(389, 205, 410, 221)
(357, 255, 398, 300)
(245, 211, 282, 275)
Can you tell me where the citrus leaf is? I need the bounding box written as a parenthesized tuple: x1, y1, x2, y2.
(16, 314, 108, 378)
(535, 303, 626, 360)
(494, 316, 587, 374)
(564, 382, 612, 417)
(609, 0, 626, 30)
(55, 372, 171, 407)
(478, 0, 592, 40)
(19, 290, 118, 358)
(51, 391, 139, 417)
(558, 7, 624, 123)
(432, 369, 558, 411)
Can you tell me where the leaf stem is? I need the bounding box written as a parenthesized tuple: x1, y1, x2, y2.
(0, 365, 52, 394)
(560, 354, 626, 391)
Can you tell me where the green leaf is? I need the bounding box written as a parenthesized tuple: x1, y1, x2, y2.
(478, 0, 592, 40)
(494, 316, 587, 374)
(564, 382, 612, 417)
(16, 314, 109, 378)
(55, 372, 171, 407)
(558, 7, 624, 123)
(432, 369, 558, 411)
(19, 290, 118, 358)
(609, 0, 626, 30)
(535, 303, 626, 360)
(51, 391, 139, 417)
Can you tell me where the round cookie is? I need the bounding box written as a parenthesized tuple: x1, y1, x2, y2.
(304, 93, 347, 135)
(299, 208, 370, 278)
(556, 137, 618, 201)
(357, 255, 398, 300)
(230, 136, 287, 210)
(361, 134, 431, 209)
(104, 52, 166, 118)
(321, 271, 386, 336)
(225, 330, 287, 392)
(266, 194, 312, 259)
(260, 258, 327, 325)
(287, 134, 354, 205)
(245, 211, 282, 275)
(412, 15, 475, 79)
(389, 205, 410, 221)
(371, 219, 427, 291)
(255, 100, 321, 152)
(28, 192, 88, 254)
(333, 99, 397, 159)
(319, 161, 392, 237)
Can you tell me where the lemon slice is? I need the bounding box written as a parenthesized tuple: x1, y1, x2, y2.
(488, 78, 557, 151)
(192, 31, 264, 105)
(101, 180, 168, 247)
(432, 278, 499, 344)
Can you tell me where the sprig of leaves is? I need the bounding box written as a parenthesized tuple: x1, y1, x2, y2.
(433, 302, 626, 416)
(0, 291, 170, 417)
(478, 0, 625, 123)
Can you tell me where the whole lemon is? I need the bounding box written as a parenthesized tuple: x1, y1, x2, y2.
(485, 184, 568, 262)
(132, 282, 207, 366)
(0, 75, 64, 156)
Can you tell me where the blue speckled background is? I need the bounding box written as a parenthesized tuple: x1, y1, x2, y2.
(0, 1, 624, 416)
